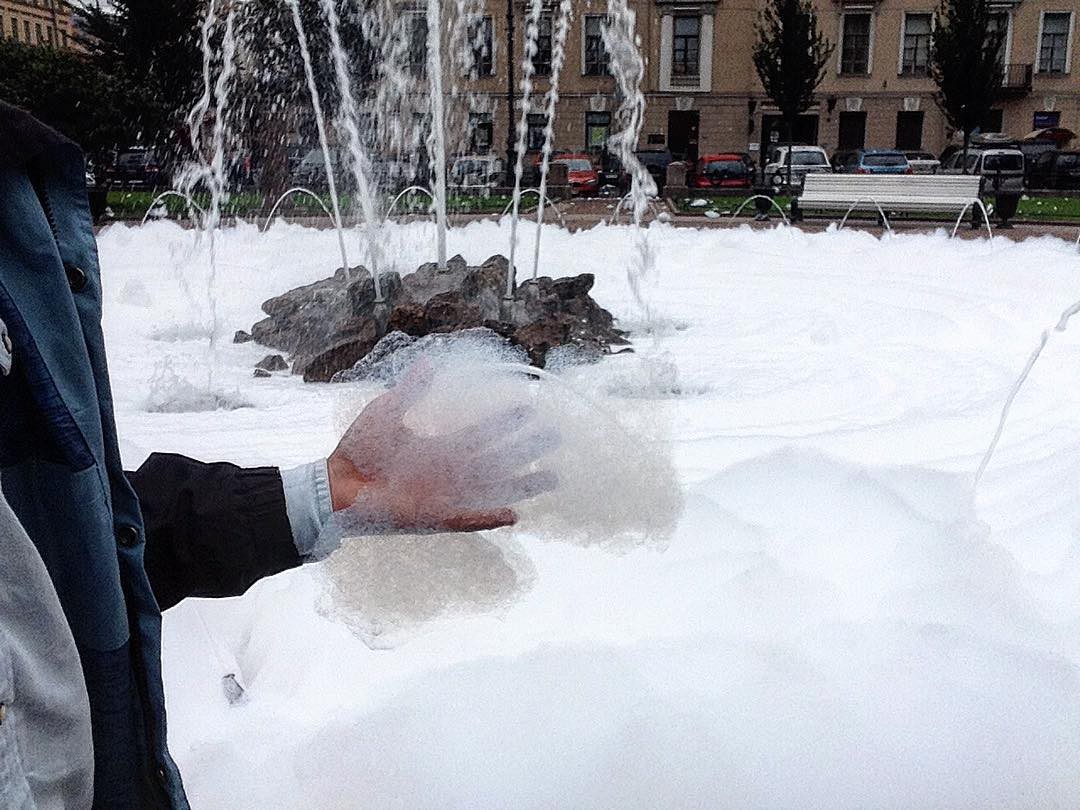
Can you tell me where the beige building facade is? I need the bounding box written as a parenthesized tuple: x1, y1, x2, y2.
(460, 0, 1079, 161)
(0, 0, 76, 50)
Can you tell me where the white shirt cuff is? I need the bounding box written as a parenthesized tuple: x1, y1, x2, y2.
(280, 459, 333, 558)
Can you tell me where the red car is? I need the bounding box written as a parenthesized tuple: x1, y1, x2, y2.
(692, 153, 752, 189)
(553, 153, 600, 195)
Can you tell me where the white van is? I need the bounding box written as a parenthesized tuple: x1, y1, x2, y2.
(941, 148, 1025, 192)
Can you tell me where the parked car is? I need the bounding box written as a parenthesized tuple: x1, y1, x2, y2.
(765, 145, 831, 187)
(291, 147, 342, 186)
(110, 147, 168, 188)
(634, 149, 673, 193)
(830, 149, 858, 173)
(449, 155, 505, 191)
(941, 147, 1025, 192)
(844, 149, 912, 175)
(1027, 150, 1080, 190)
(903, 151, 940, 174)
(691, 153, 752, 189)
(597, 152, 629, 195)
(552, 153, 600, 195)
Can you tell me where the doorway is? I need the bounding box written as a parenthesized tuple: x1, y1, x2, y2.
(668, 110, 700, 163)
(837, 111, 867, 150)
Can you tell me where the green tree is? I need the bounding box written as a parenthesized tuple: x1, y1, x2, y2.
(753, 0, 833, 186)
(77, 0, 205, 163)
(931, 0, 1005, 172)
(0, 40, 126, 167)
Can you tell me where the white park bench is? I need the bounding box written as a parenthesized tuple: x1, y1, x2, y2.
(793, 174, 992, 238)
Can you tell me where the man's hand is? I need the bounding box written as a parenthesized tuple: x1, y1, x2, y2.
(327, 363, 558, 533)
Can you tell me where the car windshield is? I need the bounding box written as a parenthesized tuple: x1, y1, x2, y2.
(454, 160, 487, 175)
(983, 153, 1023, 171)
(558, 159, 593, 171)
(863, 153, 907, 167)
(636, 152, 670, 168)
(790, 151, 827, 166)
(119, 152, 151, 167)
(702, 160, 747, 175)
(907, 153, 934, 161)
(301, 149, 336, 166)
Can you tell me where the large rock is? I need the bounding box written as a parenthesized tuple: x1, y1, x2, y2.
(244, 254, 628, 381)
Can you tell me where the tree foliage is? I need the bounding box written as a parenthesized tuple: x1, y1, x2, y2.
(0, 40, 126, 166)
(753, 0, 834, 126)
(77, 0, 205, 160)
(930, 0, 1005, 168)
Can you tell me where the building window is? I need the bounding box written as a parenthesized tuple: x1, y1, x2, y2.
(407, 15, 427, 78)
(531, 15, 553, 75)
(841, 13, 871, 74)
(987, 12, 1009, 68)
(46, 26, 53, 46)
(11, 17, 18, 40)
(585, 111, 611, 152)
(526, 113, 548, 151)
(24, 20, 31, 41)
(672, 15, 700, 78)
(895, 110, 924, 150)
(62, 31, 68, 48)
(1039, 12, 1071, 74)
(469, 112, 493, 152)
(901, 13, 931, 76)
(471, 16, 493, 77)
(583, 16, 610, 76)
(35, 22, 41, 43)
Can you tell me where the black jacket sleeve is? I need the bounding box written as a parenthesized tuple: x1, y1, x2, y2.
(126, 453, 302, 611)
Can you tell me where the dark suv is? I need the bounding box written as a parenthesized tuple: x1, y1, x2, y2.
(634, 149, 673, 193)
(110, 148, 168, 188)
(1027, 151, 1080, 190)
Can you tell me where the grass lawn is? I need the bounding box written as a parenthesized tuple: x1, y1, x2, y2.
(106, 190, 525, 221)
(672, 195, 793, 217)
(1015, 196, 1080, 220)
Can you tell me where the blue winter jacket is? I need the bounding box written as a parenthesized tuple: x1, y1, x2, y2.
(0, 109, 188, 807)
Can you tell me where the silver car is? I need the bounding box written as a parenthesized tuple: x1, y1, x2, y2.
(903, 151, 940, 174)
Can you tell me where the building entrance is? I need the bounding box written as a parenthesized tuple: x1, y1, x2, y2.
(668, 110, 700, 163)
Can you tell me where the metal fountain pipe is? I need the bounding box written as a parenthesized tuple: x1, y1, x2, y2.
(287, 0, 351, 279)
(426, 0, 449, 271)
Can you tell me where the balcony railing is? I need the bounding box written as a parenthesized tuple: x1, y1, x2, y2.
(997, 63, 1033, 96)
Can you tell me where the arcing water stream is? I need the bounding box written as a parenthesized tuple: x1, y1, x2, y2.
(320, 0, 385, 297)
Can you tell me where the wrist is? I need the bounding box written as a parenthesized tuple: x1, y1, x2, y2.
(327, 450, 370, 512)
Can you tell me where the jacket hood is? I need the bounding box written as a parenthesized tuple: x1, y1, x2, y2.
(0, 101, 76, 170)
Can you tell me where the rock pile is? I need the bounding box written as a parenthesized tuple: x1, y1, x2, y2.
(240, 254, 629, 382)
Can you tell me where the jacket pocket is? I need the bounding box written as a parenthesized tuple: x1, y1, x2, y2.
(0, 635, 33, 809)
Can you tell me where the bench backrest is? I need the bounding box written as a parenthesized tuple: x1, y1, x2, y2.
(800, 174, 981, 202)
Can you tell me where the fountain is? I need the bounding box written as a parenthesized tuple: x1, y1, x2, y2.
(173, 0, 655, 382)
